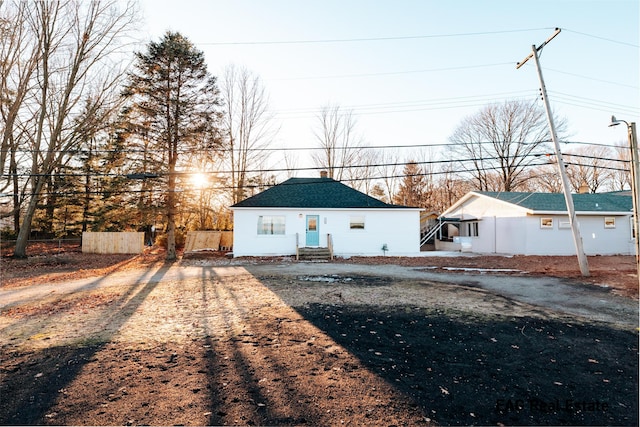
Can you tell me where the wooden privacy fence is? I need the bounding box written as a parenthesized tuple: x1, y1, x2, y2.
(184, 231, 233, 253)
(82, 232, 144, 254)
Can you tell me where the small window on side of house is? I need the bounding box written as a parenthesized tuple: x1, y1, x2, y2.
(350, 216, 365, 230)
(466, 222, 479, 237)
(604, 217, 615, 229)
(558, 218, 571, 229)
(630, 217, 636, 239)
(540, 217, 553, 229)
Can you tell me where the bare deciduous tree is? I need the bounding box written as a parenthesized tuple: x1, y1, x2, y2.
(281, 149, 299, 179)
(565, 146, 613, 193)
(344, 144, 379, 193)
(609, 142, 632, 192)
(6, 0, 138, 258)
(312, 104, 360, 181)
(222, 65, 277, 203)
(378, 149, 402, 203)
(450, 99, 564, 192)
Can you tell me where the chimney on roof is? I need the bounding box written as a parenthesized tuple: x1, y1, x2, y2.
(320, 170, 328, 178)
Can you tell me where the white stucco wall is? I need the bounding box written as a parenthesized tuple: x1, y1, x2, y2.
(441, 192, 635, 255)
(520, 214, 634, 256)
(444, 210, 633, 256)
(231, 208, 421, 257)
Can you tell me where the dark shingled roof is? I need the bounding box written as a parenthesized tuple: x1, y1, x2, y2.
(478, 191, 632, 212)
(231, 177, 412, 209)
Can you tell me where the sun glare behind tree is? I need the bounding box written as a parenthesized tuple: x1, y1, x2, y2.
(190, 173, 208, 189)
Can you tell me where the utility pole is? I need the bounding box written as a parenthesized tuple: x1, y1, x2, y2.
(517, 28, 590, 276)
(610, 117, 640, 287)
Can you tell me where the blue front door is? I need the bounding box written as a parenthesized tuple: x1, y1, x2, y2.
(306, 215, 320, 246)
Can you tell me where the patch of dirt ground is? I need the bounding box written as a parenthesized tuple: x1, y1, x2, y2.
(0, 244, 638, 425)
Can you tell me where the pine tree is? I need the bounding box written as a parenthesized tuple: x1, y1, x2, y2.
(122, 32, 222, 260)
(394, 162, 427, 207)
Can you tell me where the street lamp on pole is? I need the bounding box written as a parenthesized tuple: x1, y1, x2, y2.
(609, 116, 640, 286)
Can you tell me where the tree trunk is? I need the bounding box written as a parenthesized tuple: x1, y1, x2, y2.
(13, 186, 42, 258)
(166, 178, 177, 260)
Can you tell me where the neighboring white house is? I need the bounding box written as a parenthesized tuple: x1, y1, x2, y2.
(230, 176, 422, 257)
(435, 191, 634, 255)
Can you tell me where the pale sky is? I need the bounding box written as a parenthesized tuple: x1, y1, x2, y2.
(138, 0, 639, 172)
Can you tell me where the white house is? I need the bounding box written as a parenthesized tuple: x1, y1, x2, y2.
(435, 191, 634, 256)
(230, 176, 422, 257)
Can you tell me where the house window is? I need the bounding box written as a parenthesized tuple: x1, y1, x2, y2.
(604, 217, 615, 229)
(631, 217, 636, 240)
(257, 216, 285, 235)
(558, 218, 571, 229)
(540, 218, 553, 229)
(350, 216, 365, 230)
(467, 222, 479, 237)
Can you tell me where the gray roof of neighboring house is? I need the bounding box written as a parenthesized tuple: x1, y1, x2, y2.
(231, 177, 413, 209)
(478, 191, 632, 213)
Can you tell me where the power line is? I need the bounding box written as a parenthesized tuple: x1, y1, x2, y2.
(273, 91, 540, 118)
(2, 157, 629, 200)
(562, 28, 640, 48)
(196, 27, 638, 49)
(2, 151, 629, 181)
(0, 160, 566, 198)
(197, 28, 555, 46)
(3, 154, 548, 177)
(548, 90, 640, 116)
(546, 68, 640, 90)
(0, 139, 630, 156)
(265, 62, 514, 81)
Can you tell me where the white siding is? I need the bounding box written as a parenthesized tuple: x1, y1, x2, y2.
(443, 194, 634, 256)
(451, 195, 527, 219)
(520, 214, 634, 256)
(446, 211, 633, 255)
(232, 208, 421, 257)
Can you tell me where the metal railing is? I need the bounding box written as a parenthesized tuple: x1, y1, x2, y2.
(420, 223, 444, 246)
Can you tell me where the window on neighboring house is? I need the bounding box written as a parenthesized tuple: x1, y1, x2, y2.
(558, 218, 571, 229)
(467, 222, 479, 237)
(540, 217, 553, 229)
(604, 217, 615, 229)
(350, 216, 365, 230)
(631, 217, 636, 240)
(257, 215, 285, 235)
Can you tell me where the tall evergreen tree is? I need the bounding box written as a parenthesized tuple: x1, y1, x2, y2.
(394, 162, 428, 207)
(123, 31, 222, 260)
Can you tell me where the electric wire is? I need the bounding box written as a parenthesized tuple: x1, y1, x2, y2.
(0, 139, 630, 155)
(0, 155, 630, 199)
(197, 28, 556, 46)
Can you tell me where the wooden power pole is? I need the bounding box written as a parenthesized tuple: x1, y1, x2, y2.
(517, 28, 590, 276)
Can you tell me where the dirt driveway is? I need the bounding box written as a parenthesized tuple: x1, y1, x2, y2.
(0, 254, 638, 426)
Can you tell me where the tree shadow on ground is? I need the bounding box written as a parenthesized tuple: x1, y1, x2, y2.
(197, 267, 324, 426)
(0, 264, 172, 425)
(295, 303, 638, 426)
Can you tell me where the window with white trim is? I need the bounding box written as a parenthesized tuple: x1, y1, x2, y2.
(257, 216, 285, 235)
(350, 216, 365, 230)
(540, 217, 553, 229)
(604, 217, 615, 229)
(466, 222, 479, 237)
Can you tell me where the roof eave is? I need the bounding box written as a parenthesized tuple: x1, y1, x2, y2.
(231, 206, 423, 210)
(440, 191, 534, 217)
(530, 210, 632, 215)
